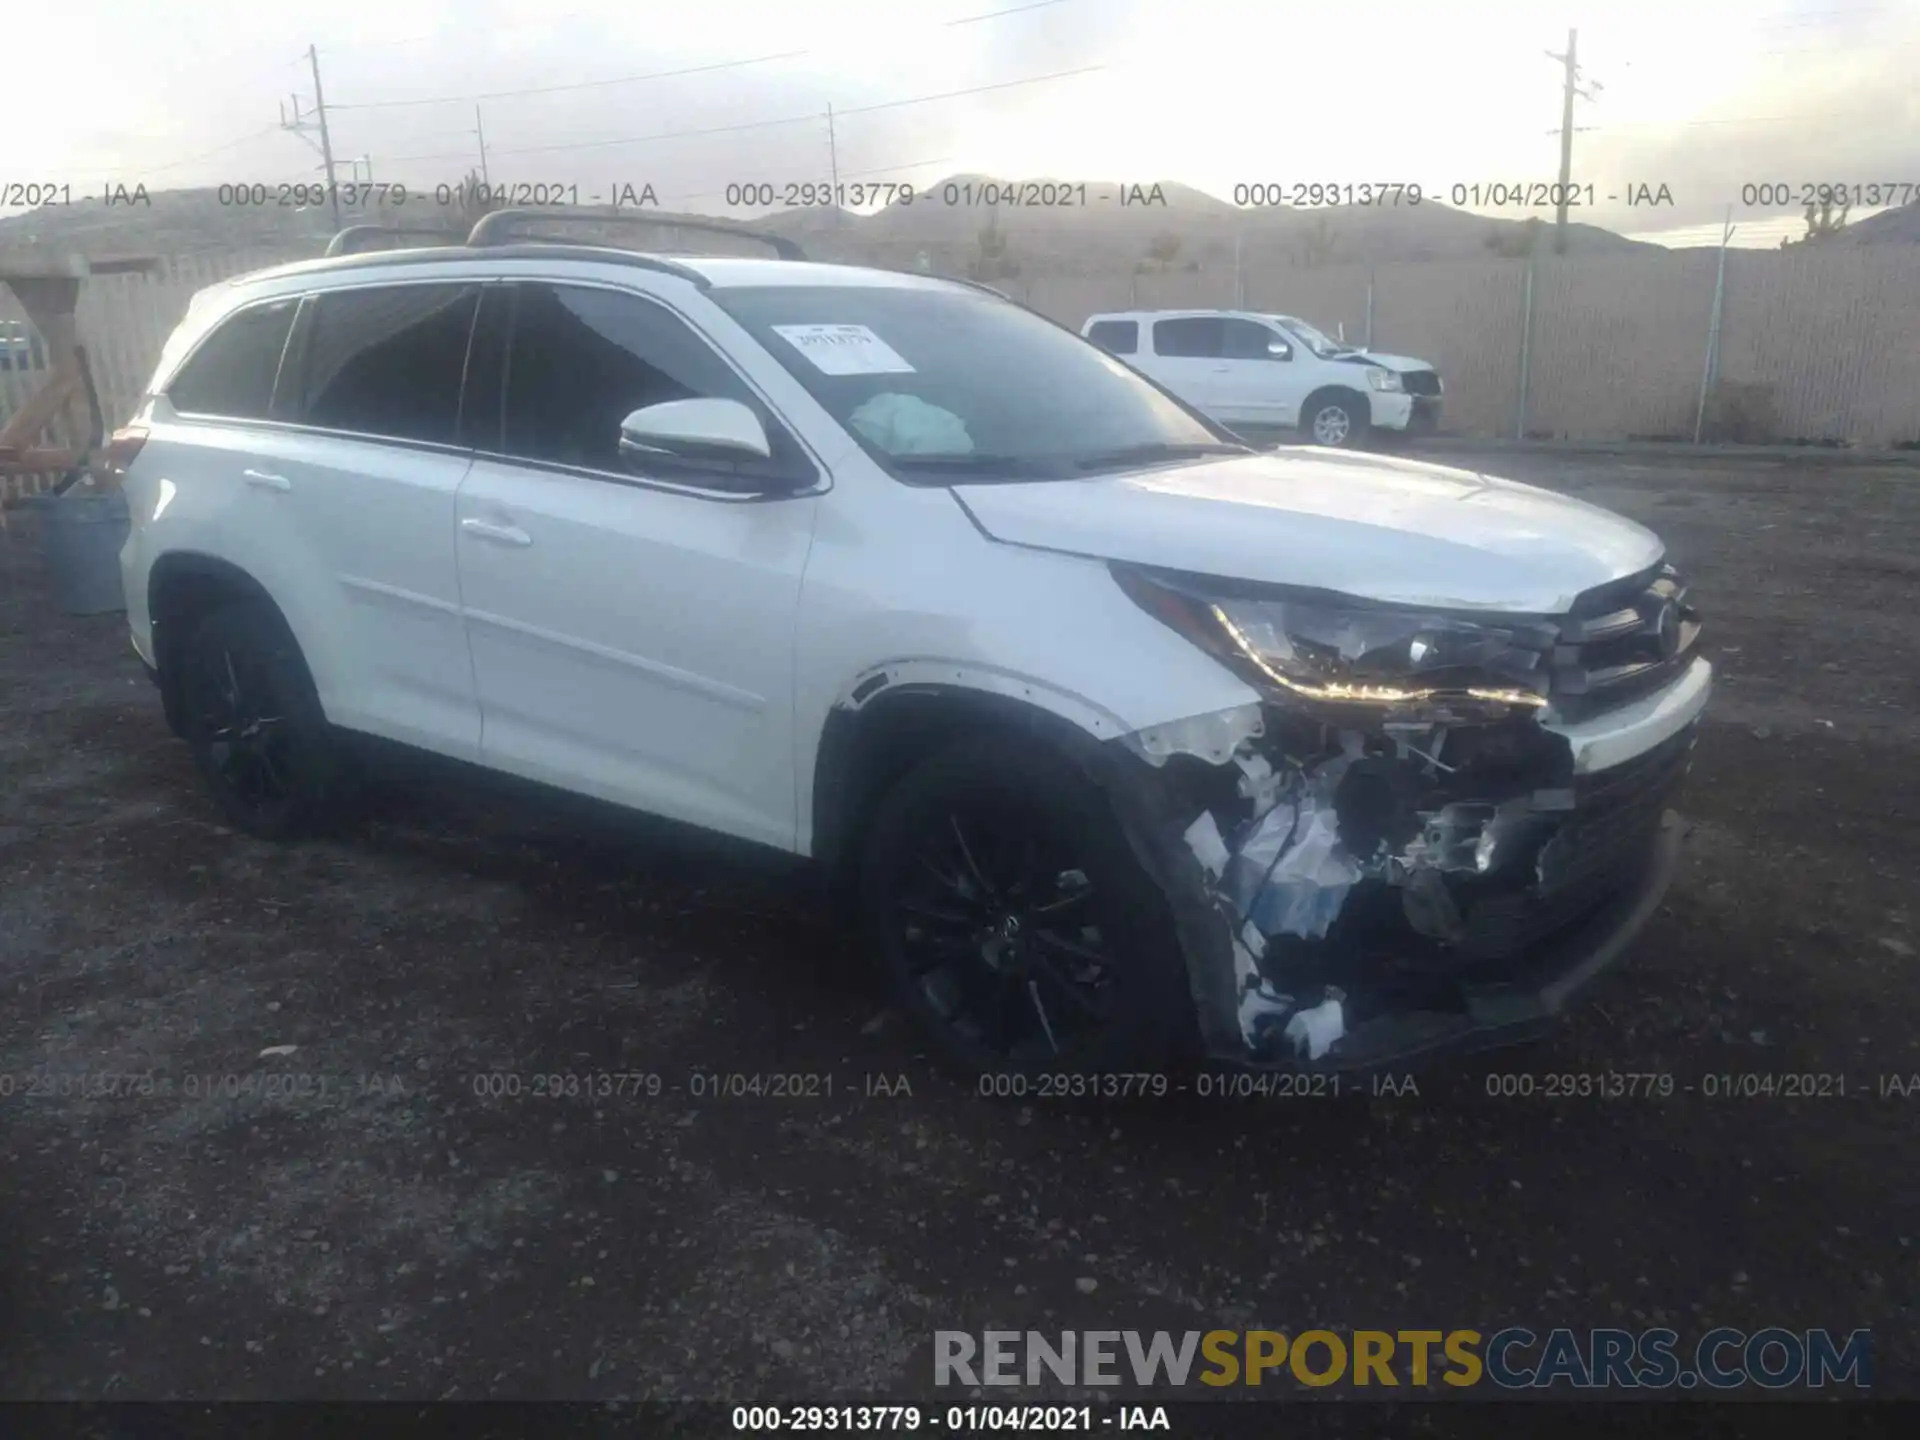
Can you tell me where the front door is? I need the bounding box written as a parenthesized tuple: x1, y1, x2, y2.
(1144, 316, 1231, 418)
(453, 281, 820, 851)
(1216, 316, 1300, 426)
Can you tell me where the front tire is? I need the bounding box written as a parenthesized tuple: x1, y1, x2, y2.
(856, 734, 1194, 1079)
(176, 601, 344, 840)
(1303, 391, 1370, 449)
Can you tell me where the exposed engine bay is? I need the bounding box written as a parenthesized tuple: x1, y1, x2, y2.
(1109, 701, 1698, 1069)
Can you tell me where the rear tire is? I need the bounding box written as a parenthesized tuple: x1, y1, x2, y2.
(1302, 391, 1370, 449)
(856, 733, 1195, 1080)
(176, 602, 345, 840)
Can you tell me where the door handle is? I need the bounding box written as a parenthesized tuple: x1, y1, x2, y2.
(460, 517, 532, 547)
(1210, 365, 1231, 373)
(242, 469, 292, 491)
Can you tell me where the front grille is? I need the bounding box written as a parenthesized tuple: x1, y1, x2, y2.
(1451, 722, 1697, 960)
(1548, 564, 1701, 722)
(1400, 369, 1442, 397)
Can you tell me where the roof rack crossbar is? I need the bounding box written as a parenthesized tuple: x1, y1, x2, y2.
(465, 208, 805, 262)
(325, 225, 467, 258)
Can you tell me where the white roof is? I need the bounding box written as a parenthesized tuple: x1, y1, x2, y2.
(673, 257, 960, 290)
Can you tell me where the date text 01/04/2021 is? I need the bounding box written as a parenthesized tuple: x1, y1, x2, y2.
(730, 1405, 1170, 1432)
(1227, 182, 1676, 208)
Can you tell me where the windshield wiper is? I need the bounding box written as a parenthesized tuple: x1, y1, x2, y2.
(1072, 440, 1251, 473)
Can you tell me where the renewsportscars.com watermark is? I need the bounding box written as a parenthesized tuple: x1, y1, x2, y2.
(935, 1328, 1873, 1391)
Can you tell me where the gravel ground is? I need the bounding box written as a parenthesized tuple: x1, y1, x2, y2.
(0, 447, 1914, 1405)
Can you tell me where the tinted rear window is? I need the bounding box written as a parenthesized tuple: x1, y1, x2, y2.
(295, 283, 480, 444)
(1086, 320, 1138, 355)
(167, 299, 299, 419)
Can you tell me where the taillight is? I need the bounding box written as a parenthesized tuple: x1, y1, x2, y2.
(103, 424, 148, 477)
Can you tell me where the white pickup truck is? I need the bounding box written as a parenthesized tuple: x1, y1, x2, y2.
(1082, 309, 1442, 448)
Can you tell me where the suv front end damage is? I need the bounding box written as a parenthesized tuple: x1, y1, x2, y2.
(1102, 562, 1710, 1072)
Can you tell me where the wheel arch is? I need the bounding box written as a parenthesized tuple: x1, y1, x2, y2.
(808, 664, 1130, 882)
(1302, 383, 1368, 416)
(146, 552, 293, 737)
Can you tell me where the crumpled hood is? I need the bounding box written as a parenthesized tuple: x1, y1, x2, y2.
(951, 449, 1665, 613)
(1332, 350, 1430, 372)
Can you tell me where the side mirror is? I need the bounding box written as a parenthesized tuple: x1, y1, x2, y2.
(1267, 340, 1293, 361)
(619, 398, 773, 462)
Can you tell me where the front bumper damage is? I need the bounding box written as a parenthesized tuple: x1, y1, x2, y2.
(1103, 658, 1710, 1072)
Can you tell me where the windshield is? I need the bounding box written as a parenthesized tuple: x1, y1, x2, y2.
(1272, 314, 1349, 358)
(711, 284, 1239, 482)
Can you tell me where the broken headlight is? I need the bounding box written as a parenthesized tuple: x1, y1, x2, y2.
(1113, 565, 1555, 716)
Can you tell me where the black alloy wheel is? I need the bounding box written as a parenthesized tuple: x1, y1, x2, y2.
(178, 602, 341, 839)
(859, 735, 1192, 1077)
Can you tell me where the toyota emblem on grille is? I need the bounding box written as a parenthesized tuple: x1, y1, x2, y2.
(1652, 599, 1681, 658)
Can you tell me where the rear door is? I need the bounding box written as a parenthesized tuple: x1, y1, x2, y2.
(1145, 316, 1230, 417)
(217, 280, 484, 757)
(452, 279, 820, 851)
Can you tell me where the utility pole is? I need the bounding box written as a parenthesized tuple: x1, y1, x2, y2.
(825, 103, 842, 229)
(475, 105, 492, 187)
(1545, 28, 1601, 256)
(281, 44, 342, 229)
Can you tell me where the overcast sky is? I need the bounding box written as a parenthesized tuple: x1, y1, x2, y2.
(6, 0, 1917, 247)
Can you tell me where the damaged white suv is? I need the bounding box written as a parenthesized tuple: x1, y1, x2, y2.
(117, 217, 1709, 1078)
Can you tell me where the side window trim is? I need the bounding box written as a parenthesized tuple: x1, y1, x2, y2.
(454, 281, 512, 453)
(484, 277, 828, 501)
(269, 295, 315, 422)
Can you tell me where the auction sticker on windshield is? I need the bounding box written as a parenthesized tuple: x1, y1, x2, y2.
(772, 323, 916, 375)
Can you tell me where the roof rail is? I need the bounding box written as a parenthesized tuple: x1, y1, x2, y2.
(465, 208, 805, 261)
(325, 225, 466, 258)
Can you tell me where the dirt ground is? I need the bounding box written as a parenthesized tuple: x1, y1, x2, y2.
(0, 447, 1914, 1405)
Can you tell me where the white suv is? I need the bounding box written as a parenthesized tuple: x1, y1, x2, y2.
(1082, 309, 1443, 448)
(115, 217, 1709, 1078)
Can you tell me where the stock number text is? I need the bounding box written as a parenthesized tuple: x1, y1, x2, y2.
(1235, 182, 1422, 207)
(1742, 182, 1916, 210)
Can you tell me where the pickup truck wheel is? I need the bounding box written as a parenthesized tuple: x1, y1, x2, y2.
(177, 601, 343, 840)
(1303, 391, 1369, 448)
(857, 735, 1194, 1079)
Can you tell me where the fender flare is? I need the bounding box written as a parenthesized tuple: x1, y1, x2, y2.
(806, 660, 1134, 870)
(146, 552, 290, 732)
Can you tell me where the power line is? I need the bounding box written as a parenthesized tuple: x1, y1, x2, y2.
(377, 63, 1103, 165)
(331, 49, 813, 111)
(329, 0, 1085, 111)
(831, 65, 1106, 120)
(53, 125, 284, 179)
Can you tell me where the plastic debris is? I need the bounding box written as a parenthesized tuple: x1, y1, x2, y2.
(1226, 795, 1362, 941)
(1284, 995, 1346, 1061)
(1182, 810, 1232, 881)
(258, 1044, 299, 1058)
